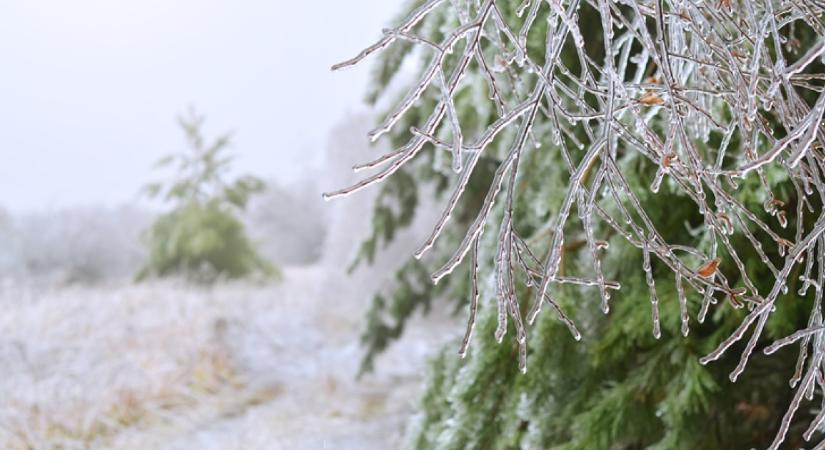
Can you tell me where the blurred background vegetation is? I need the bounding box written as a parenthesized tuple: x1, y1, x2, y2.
(0, 1, 453, 449)
(0, 109, 331, 286)
(137, 110, 278, 283)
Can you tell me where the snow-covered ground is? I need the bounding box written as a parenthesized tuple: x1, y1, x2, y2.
(0, 266, 459, 450)
(0, 116, 457, 449)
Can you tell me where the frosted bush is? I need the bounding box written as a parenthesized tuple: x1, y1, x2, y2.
(0, 206, 149, 284)
(327, 1, 825, 447)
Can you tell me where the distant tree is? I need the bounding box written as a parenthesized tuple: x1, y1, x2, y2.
(137, 110, 277, 283)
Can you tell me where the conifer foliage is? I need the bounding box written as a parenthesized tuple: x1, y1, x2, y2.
(138, 111, 277, 283)
(329, 0, 825, 448)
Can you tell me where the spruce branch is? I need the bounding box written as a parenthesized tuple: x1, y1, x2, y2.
(328, 0, 825, 447)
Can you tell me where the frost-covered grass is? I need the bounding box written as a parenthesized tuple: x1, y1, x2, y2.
(0, 266, 457, 450)
(0, 279, 243, 449)
(0, 115, 452, 449)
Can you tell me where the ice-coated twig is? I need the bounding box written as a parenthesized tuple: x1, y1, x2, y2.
(764, 326, 825, 356)
(331, 0, 446, 71)
(770, 347, 825, 450)
(734, 89, 825, 176)
(459, 236, 480, 358)
(329, 0, 825, 445)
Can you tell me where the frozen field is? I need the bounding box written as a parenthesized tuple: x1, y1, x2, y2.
(0, 118, 454, 449)
(0, 266, 459, 450)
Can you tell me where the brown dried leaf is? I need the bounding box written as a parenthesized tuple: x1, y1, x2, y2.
(638, 93, 665, 106)
(696, 258, 721, 278)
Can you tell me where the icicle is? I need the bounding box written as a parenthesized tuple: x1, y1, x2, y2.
(495, 294, 508, 344)
(650, 168, 665, 193)
(676, 272, 689, 337)
(459, 237, 481, 358)
(643, 242, 661, 339)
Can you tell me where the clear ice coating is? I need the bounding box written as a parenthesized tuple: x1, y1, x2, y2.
(327, 0, 825, 448)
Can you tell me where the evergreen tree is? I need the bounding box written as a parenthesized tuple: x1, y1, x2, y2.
(138, 110, 277, 283)
(328, 1, 825, 448)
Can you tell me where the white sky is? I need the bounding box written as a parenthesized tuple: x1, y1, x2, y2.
(0, 0, 402, 213)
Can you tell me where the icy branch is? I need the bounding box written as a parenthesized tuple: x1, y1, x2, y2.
(329, 0, 825, 446)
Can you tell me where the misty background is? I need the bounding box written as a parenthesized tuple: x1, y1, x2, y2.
(0, 2, 460, 450)
(0, 0, 409, 281)
(0, 0, 401, 213)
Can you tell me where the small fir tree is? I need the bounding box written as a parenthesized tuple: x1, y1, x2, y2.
(138, 110, 277, 283)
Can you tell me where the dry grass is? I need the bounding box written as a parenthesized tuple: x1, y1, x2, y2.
(0, 280, 246, 449)
(0, 266, 458, 450)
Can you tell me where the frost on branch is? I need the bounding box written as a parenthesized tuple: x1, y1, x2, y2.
(327, 0, 825, 447)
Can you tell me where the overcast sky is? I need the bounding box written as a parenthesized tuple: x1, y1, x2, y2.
(0, 0, 402, 213)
